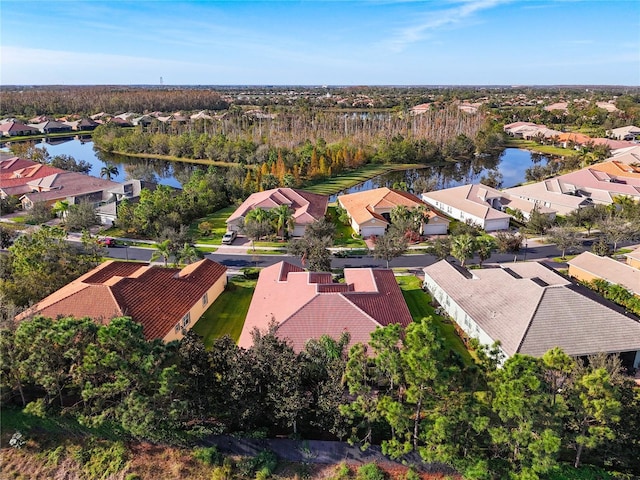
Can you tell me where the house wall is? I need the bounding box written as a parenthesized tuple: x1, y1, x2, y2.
(627, 256, 640, 269)
(567, 265, 601, 285)
(162, 273, 228, 342)
(423, 273, 508, 363)
(484, 217, 511, 232)
(422, 219, 448, 235)
(422, 196, 493, 230)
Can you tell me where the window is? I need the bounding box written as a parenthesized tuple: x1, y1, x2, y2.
(182, 312, 191, 327)
(202, 293, 208, 306)
(174, 322, 181, 333)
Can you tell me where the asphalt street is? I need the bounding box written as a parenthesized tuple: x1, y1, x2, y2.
(101, 241, 590, 271)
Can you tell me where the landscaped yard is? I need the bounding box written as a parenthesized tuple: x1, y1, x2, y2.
(326, 205, 367, 248)
(188, 205, 237, 245)
(191, 276, 255, 347)
(396, 274, 474, 365)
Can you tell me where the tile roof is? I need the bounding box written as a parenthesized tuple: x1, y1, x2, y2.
(568, 252, 640, 295)
(338, 187, 448, 226)
(17, 259, 227, 341)
(0, 121, 40, 135)
(20, 172, 120, 203)
(589, 160, 640, 179)
(227, 188, 328, 226)
(422, 184, 512, 221)
(423, 260, 640, 358)
(239, 261, 413, 352)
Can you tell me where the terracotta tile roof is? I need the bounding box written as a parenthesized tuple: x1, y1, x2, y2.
(589, 160, 640, 179)
(0, 159, 66, 190)
(423, 260, 640, 358)
(338, 187, 447, 227)
(17, 259, 227, 341)
(227, 188, 328, 227)
(0, 122, 39, 135)
(239, 261, 413, 352)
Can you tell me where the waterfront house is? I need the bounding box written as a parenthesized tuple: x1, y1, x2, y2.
(226, 188, 328, 237)
(0, 121, 40, 137)
(337, 187, 450, 238)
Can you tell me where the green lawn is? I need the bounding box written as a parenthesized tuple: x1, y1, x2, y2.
(326, 205, 367, 248)
(188, 205, 237, 245)
(505, 138, 580, 159)
(303, 164, 423, 196)
(396, 274, 474, 365)
(191, 276, 255, 347)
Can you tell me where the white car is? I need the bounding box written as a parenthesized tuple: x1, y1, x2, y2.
(221, 231, 237, 244)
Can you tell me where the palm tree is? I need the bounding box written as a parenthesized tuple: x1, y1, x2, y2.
(52, 200, 69, 220)
(476, 236, 496, 267)
(176, 243, 200, 265)
(245, 207, 272, 225)
(150, 239, 172, 267)
(450, 234, 477, 267)
(271, 204, 294, 240)
(100, 164, 119, 181)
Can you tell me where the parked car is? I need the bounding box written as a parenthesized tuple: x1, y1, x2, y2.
(98, 237, 116, 247)
(221, 231, 237, 245)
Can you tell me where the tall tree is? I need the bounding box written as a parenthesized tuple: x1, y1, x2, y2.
(547, 226, 581, 259)
(450, 233, 477, 267)
(150, 239, 172, 267)
(100, 164, 119, 181)
(271, 204, 294, 240)
(372, 229, 408, 268)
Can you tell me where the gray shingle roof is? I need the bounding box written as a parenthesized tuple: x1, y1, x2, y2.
(423, 260, 640, 358)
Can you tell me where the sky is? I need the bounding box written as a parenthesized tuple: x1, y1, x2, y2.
(1, 0, 639, 86)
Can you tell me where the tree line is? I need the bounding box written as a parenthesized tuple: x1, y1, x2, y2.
(1, 316, 638, 479)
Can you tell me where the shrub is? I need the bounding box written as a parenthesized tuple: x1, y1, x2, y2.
(331, 462, 352, 480)
(193, 446, 224, 466)
(23, 398, 47, 418)
(356, 463, 385, 480)
(404, 468, 421, 480)
(242, 267, 261, 280)
(211, 458, 234, 480)
(236, 450, 278, 479)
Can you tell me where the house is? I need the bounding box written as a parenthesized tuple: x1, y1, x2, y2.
(608, 126, 640, 142)
(556, 132, 592, 149)
(226, 188, 328, 237)
(567, 252, 640, 297)
(95, 179, 157, 225)
(505, 178, 594, 215)
(131, 115, 154, 127)
(19, 172, 120, 209)
(0, 121, 40, 137)
(337, 187, 450, 237)
(28, 120, 73, 134)
(626, 247, 640, 269)
(423, 260, 640, 370)
(421, 184, 553, 231)
(238, 261, 413, 353)
(64, 118, 99, 131)
(0, 158, 66, 199)
(16, 259, 227, 342)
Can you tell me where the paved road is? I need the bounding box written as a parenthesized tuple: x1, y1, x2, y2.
(100, 240, 606, 271)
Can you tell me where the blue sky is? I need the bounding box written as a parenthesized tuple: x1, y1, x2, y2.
(1, 0, 638, 85)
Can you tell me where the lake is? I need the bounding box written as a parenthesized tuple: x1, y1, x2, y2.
(11, 139, 550, 196)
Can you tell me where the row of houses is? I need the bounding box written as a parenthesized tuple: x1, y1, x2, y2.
(0, 156, 146, 224)
(503, 121, 640, 149)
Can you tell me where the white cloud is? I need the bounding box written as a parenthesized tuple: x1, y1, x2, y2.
(386, 0, 511, 51)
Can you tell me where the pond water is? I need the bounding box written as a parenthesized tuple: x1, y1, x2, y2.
(31, 138, 184, 188)
(328, 148, 553, 201)
(8, 139, 551, 198)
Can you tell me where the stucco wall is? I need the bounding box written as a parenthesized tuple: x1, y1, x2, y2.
(162, 273, 228, 342)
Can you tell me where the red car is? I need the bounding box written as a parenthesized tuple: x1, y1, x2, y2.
(98, 237, 116, 247)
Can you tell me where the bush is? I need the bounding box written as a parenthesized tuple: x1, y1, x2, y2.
(193, 446, 223, 466)
(242, 267, 261, 280)
(356, 463, 385, 480)
(236, 450, 278, 479)
(404, 468, 421, 480)
(331, 462, 352, 480)
(211, 458, 234, 480)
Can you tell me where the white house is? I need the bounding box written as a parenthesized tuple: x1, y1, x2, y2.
(423, 260, 640, 370)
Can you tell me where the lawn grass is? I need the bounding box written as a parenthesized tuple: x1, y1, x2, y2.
(326, 205, 367, 248)
(303, 163, 423, 196)
(396, 274, 474, 365)
(188, 205, 237, 245)
(505, 138, 580, 159)
(191, 276, 255, 347)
